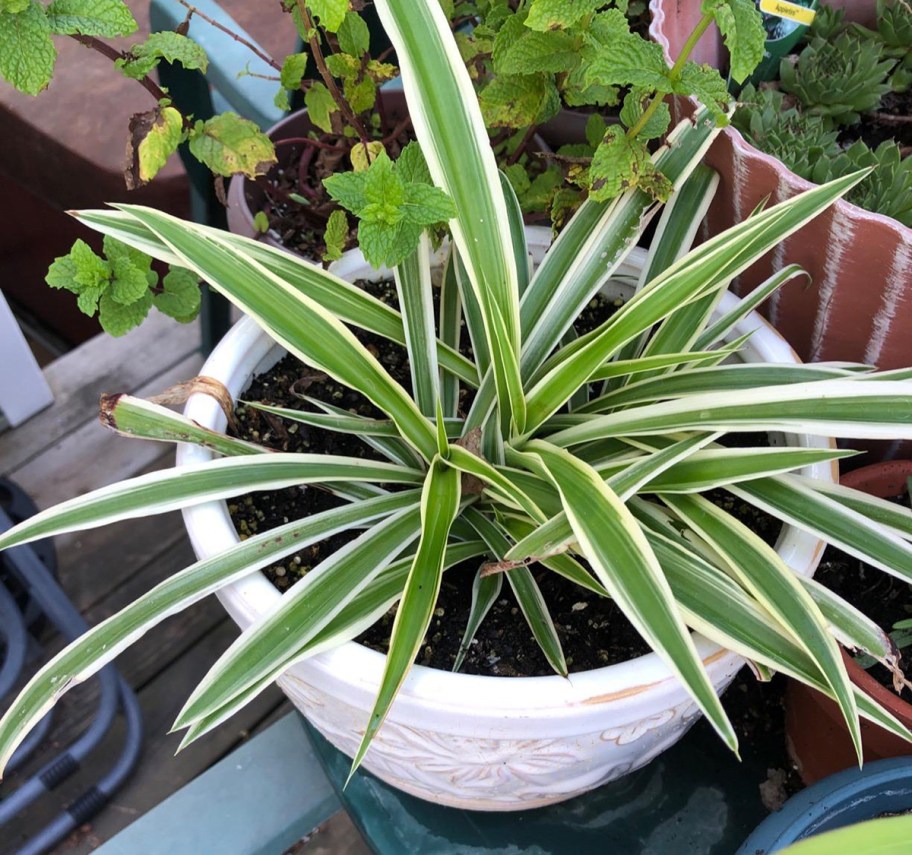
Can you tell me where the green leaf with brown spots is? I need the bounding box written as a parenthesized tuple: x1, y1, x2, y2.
(188, 114, 277, 178)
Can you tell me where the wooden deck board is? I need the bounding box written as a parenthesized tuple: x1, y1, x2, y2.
(0, 315, 292, 853)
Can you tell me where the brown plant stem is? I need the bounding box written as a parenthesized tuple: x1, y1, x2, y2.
(70, 35, 169, 103)
(871, 111, 912, 124)
(295, 1, 370, 145)
(175, 0, 281, 70)
(506, 123, 539, 167)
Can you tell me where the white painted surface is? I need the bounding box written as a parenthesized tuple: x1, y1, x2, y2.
(0, 291, 53, 427)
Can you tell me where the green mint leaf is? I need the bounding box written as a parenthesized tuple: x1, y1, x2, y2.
(46, 0, 136, 37)
(493, 13, 580, 75)
(304, 82, 339, 133)
(675, 62, 731, 124)
(188, 113, 276, 178)
(324, 52, 359, 78)
(0, 0, 30, 13)
(104, 236, 152, 306)
(344, 74, 376, 115)
(589, 126, 670, 202)
(308, 0, 347, 32)
(274, 88, 290, 112)
(620, 88, 671, 140)
(395, 142, 432, 186)
(323, 209, 349, 262)
(108, 258, 149, 305)
(71, 240, 110, 289)
(562, 62, 620, 107)
(323, 169, 368, 213)
(103, 234, 152, 274)
(363, 153, 404, 224)
(584, 9, 670, 91)
(526, 0, 601, 31)
(503, 162, 532, 197)
(76, 286, 106, 316)
(280, 52, 308, 90)
(585, 113, 607, 149)
(337, 10, 370, 56)
(522, 167, 563, 213)
(402, 182, 456, 226)
(357, 218, 400, 268)
(0, 2, 55, 94)
(703, 0, 764, 85)
(45, 255, 79, 293)
(117, 31, 208, 80)
(125, 104, 184, 189)
(98, 289, 153, 336)
(154, 267, 200, 322)
(479, 72, 560, 128)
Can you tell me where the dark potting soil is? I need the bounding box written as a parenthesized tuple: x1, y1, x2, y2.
(845, 89, 912, 152)
(252, 126, 415, 258)
(229, 281, 653, 676)
(226, 279, 783, 685)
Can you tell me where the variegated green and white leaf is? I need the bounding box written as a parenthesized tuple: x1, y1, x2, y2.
(0, 454, 421, 551)
(175, 506, 425, 731)
(439, 248, 464, 418)
(464, 508, 566, 676)
(75, 208, 478, 387)
(589, 345, 742, 381)
(181, 538, 485, 748)
(350, 457, 461, 774)
(375, 0, 523, 433)
(524, 172, 869, 430)
(0, 490, 419, 773)
(545, 380, 912, 447)
(636, 516, 909, 741)
(453, 566, 502, 674)
(661, 492, 860, 757)
(394, 233, 439, 417)
(693, 264, 807, 350)
(579, 364, 861, 414)
(102, 394, 269, 456)
(516, 441, 737, 750)
(731, 475, 912, 582)
(506, 433, 719, 562)
(801, 476, 912, 541)
(111, 206, 439, 460)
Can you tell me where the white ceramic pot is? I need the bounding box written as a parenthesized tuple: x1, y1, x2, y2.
(178, 230, 836, 810)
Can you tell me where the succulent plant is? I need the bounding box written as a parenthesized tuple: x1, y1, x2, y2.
(809, 140, 912, 227)
(732, 85, 840, 180)
(779, 33, 895, 127)
(808, 4, 847, 41)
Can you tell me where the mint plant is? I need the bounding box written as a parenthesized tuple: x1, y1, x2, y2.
(46, 236, 200, 335)
(8, 0, 769, 334)
(454, 0, 765, 223)
(0, 0, 276, 188)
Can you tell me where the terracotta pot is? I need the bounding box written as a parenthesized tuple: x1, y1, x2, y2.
(648, 2, 912, 465)
(225, 90, 409, 248)
(177, 233, 836, 811)
(785, 460, 912, 785)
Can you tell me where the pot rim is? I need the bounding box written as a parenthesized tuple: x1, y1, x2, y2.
(646, 0, 912, 241)
(176, 232, 836, 712)
(735, 756, 912, 854)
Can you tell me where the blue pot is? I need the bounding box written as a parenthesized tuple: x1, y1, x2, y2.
(736, 757, 912, 854)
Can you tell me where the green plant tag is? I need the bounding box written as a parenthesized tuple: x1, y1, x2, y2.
(748, 0, 817, 85)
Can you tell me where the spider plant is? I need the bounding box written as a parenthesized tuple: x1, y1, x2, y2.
(3, 0, 912, 782)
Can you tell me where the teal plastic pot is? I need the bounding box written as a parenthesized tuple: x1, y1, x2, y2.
(736, 757, 912, 854)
